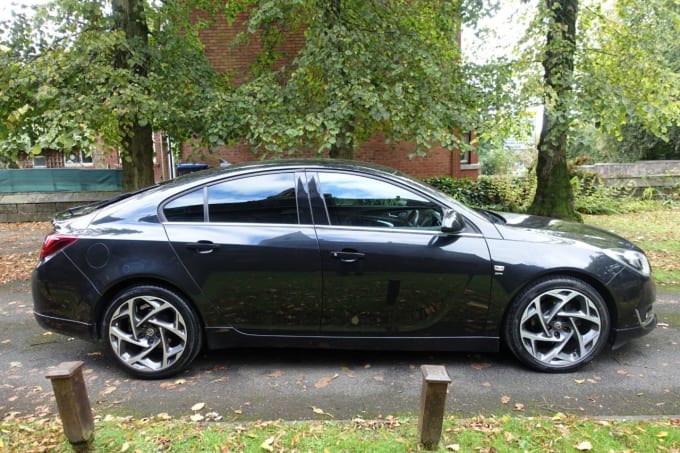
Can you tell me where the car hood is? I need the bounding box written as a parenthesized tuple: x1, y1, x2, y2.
(492, 212, 640, 251)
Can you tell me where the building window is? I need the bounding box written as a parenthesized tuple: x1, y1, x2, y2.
(65, 150, 93, 166)
(460, 131, 473, 164)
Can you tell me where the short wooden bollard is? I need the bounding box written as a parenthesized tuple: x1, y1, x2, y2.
(418, 364, 451, 450)
(46, 361, 94, 450)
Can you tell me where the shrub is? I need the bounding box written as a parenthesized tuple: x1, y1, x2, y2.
(424, 175, 535, 212)
(425, 173, 677, 215)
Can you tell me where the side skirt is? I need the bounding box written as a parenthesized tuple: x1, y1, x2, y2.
(205, 327, 500, 353)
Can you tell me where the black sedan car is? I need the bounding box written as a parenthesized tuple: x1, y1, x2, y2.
(32, 160, 656, 378)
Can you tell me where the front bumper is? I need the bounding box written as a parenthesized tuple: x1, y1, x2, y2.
(612, 308, 657, 350)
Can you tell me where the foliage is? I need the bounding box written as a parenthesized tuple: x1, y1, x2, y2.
(0, 0, 228, 187)
(425, 175, 536, 212)
(576, 0, 680, 144)
(426, 170, 679, 217)
(566, 0, 680, 164)
(218, 0, 500, 160)
(2, 412, 679, 452)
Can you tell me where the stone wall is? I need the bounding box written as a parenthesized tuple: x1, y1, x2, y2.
(0, 192, 120, 223)
(578, 160, 680, 188)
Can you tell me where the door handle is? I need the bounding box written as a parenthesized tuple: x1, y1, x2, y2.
(188, 240, 218, 255)
(330, 250, 366, 263)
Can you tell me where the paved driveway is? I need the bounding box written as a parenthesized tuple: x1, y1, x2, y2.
(1, 274, 678, 421)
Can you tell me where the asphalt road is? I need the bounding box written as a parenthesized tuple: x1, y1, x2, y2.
(1, 277, 678, 421)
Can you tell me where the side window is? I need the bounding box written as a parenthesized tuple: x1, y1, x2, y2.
(317, 172, 442, 229)
(207, 173, 298, 224)
(164, 188, 205, 222)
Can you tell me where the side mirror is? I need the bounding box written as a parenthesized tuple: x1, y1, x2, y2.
(441, 209, 464, 233)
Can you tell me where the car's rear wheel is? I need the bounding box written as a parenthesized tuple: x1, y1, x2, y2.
(504, 276, 610, 372)
(103, 285, 202, 379)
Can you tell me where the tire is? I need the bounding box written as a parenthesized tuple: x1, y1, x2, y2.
(102, 285, 202, 379)
(503, 276, 610, 373)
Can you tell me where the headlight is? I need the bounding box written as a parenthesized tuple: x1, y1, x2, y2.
(605, 248, 651, 277)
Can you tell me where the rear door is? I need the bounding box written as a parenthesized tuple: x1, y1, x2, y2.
(162, 171, 322, 333)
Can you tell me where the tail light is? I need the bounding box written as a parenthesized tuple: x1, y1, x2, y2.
(39, 233, 78, 260)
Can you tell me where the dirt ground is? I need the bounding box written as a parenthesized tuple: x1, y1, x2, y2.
(0, 222, 52, 285)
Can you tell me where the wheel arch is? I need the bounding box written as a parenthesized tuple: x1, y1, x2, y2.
(92, 277, 206, 340)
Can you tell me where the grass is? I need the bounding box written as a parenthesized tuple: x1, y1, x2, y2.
(2, 413, 679, 452)
(584, 205, 680, 290)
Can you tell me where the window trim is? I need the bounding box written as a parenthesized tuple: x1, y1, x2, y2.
(160, 171, 302, 225)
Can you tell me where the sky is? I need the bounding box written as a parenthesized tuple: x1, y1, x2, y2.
(461, 1, 536, 63)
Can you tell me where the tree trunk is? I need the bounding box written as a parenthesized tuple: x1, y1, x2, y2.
(113, 0, 155, 192)
(528, 0, 581, 221)
(328, 130, 354, 159)
(121, 124, 155, 191)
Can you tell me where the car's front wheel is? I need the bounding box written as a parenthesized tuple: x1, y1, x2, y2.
(102, 285, 202, 379)
(504, 276, 610, 372)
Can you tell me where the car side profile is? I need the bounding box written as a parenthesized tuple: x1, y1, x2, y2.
(32, 160, 656, 378)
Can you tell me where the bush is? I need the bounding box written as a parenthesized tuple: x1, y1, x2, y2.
(425, 172, 677, 215)
(424, 175, 535, 212)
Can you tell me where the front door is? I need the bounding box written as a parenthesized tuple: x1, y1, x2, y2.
(311, 171, 493, 337)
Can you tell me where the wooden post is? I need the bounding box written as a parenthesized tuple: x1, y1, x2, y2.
(418, 364, 451, 450)
(45, 361, 94, 450)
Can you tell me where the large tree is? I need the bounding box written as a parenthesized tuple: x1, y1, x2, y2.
(0, 0, 224, 190)
(204, 0, 496, 160)
(528, 0, 580, 220)
(477, 0, 679, 219)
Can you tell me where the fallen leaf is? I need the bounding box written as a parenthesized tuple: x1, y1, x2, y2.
(101, 386, 116, 396)
(10, 361, 22, 368)
(260, 436, 275, 452)
(314, 374, 339, 388)
(514, 403, 524, 411)
(446, 444, 460, 451)
(190, 413, 204, 422)
(471, 362, 491, 370)
(574, 440, 592, 451)
(267, 369, 284, 378)
(311, 406, 334, 418)
(121, 442, 130, 452)
(552, 412, 566, 421)
(373, 375, 384, 382)
(501, 395, 511, 404)
(191, 402, 206, 411)
(574, 379, 585, 384)
(656, 431, 669, 438)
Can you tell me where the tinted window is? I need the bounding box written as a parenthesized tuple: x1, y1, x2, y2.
(318, 172, 442, 229)
(164, 188, 205, 222)
(208, 173, 298, 224)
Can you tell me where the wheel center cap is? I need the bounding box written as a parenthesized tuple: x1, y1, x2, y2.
(553, 321, 563, 331)
(145, 327, 156, 338)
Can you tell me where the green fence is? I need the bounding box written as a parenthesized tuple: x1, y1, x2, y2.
(0, 169, 123, 192)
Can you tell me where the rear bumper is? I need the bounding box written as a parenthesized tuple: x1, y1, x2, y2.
(34, 311, 96, 341)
